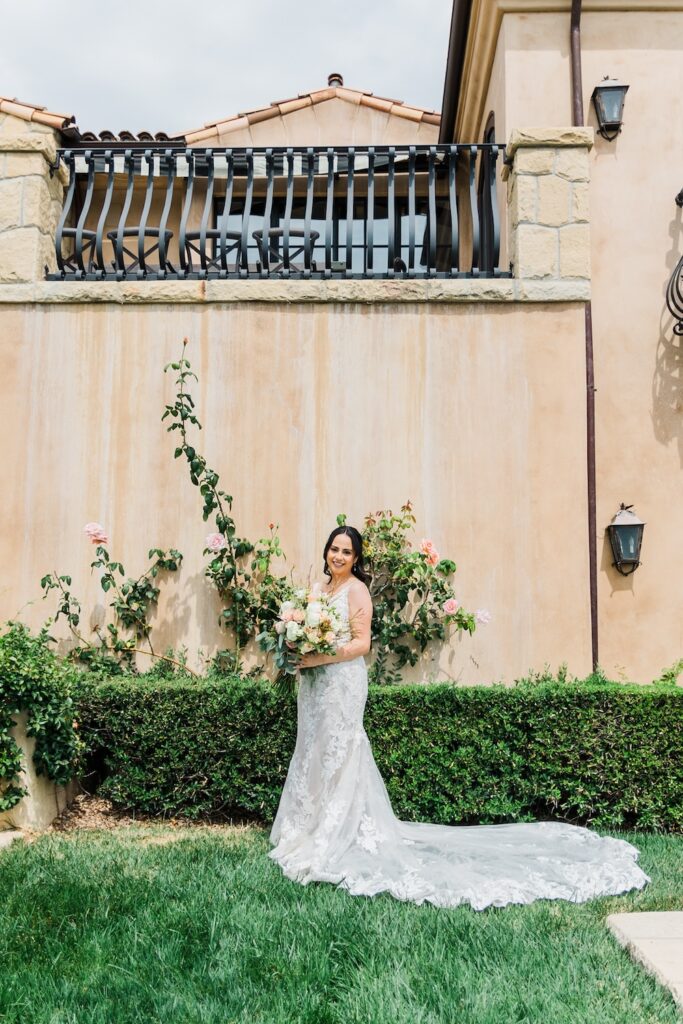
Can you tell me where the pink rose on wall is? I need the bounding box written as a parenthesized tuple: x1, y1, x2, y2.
(84, 522, 108, 545)
(475, 608, 492, 625)
(206, 533, 227, 552)
(442, 598, 459, 616)
(420, 538, 440, 567)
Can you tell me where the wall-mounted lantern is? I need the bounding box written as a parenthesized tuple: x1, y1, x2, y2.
(591, 77, 629, 141)
(607, 504, 645, 575)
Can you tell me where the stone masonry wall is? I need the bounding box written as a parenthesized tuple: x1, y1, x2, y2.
(504, 127, 593, 289)
(0, 113, 65, 282)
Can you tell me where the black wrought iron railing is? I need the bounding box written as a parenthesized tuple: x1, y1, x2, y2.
(48, 144, 507, 281)
(666, 187, 683, 334)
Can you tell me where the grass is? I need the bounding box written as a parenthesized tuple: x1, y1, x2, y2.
(0, 826, 682, 1024)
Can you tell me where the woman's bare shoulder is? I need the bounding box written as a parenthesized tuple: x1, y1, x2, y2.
(348, 578, 372, 602)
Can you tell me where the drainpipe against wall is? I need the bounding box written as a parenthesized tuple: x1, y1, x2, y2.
(570, 0, 599, 671)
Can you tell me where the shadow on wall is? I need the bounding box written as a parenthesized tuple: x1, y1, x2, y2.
(599, 530, 634, 597)
(652, 204, 683, 466)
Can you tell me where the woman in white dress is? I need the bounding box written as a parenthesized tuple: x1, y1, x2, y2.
(269, 526, 649, 911)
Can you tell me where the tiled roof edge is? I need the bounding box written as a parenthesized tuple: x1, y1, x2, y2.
(0, 96, 75, 130)
(182, 85, 440, 144)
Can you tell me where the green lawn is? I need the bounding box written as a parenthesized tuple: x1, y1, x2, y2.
(1, 826, 681, 1024)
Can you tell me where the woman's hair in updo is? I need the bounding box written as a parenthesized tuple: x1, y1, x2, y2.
(323, 526, 372, 585)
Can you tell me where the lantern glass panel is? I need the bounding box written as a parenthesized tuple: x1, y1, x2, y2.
(595, 86, 627, 128)
(618, 525, 641, 561)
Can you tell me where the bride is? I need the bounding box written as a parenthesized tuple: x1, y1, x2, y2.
(268, 525, 649, 910)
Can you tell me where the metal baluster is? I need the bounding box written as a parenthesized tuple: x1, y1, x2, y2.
(281, 148, 294, 277)
(75, 150, 96, 278)
(178, 148, 195, 277)
(157, 148, 176, 278)
(448, 145, 459, 275)
(95, 150, 115, 278)
(198, 149, 215, 277)
(303, 147, 315, 277)
(427, 145, 437, 277)
(217, 150, 234, 277)
(387, 147, 395, 278)
(407, 146, 416, 277)
(487, 145, 501, 275)
(113, 149, 135, 279)
(345, 147, 354, 277)
(55, 150, 76, 277)
(469, 145, 480, 277)
(258, 148, 275, 277)
(137, 149, 155, 279)
(240, 149, 255, 277)
(366, 147, 375, 277)
(324, 147, 334, 278)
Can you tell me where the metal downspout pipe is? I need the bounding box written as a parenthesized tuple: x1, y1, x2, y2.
(570, 0, 599, 671)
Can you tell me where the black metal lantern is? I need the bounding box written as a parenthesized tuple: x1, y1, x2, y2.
(591, 77, 629, 141)
(607, 504, 645, 576)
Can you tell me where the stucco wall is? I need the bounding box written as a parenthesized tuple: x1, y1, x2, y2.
(0, 297, 590, 684)
(472, 6, 683, 680)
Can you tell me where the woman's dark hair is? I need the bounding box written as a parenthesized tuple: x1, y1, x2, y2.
(323, 526, 372, 585)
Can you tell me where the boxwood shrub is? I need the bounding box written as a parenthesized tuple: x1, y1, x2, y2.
(73, 676, 683, 831)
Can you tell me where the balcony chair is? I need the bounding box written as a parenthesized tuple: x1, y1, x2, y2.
(57, 228, 98, 276)
(106, 227, 175, 276)
(182, 230, 243, 275)
(252, 227, 320, 274)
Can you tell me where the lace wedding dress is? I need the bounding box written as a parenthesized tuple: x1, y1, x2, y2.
(269, 582, 649, 910)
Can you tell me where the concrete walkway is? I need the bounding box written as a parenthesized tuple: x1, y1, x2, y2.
(608, 912, 683, 1009)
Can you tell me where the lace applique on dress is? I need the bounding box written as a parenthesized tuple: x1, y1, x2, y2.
(268, 582, 649, 910)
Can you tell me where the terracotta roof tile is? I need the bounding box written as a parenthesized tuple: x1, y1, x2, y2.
(0, 96, 74, 130)
(359, 94, 394, 114)
(277, 96, 313, 116)
(307, 88, 337, 104)
(335, 87, 363, 106)
(246, 106, 279, 126)
(215, 115, 250, 136)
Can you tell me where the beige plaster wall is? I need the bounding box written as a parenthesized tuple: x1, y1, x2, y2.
(0, 298, 590, 684)
(476, 8, 683, 680)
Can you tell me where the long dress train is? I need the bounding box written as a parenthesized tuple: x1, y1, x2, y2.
(269, 582, 649, 910)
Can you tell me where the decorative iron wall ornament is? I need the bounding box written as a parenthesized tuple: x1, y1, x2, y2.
(48, 144, 507, 282)
(666, 187, 683, 335)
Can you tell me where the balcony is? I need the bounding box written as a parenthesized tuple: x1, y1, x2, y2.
(49, 144, 507, 282)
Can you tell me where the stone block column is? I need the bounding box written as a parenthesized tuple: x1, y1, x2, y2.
(503, 127, 593, 287)
(0, 113, 66, 282)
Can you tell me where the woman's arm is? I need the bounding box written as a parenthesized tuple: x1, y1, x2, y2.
(299, 584, 372, 669)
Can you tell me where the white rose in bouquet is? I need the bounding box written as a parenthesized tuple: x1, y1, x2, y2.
(286, 620, 302, 642)
(305, 601, 322, 628)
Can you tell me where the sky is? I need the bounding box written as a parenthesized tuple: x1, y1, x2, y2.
(0, 0, 453, 135)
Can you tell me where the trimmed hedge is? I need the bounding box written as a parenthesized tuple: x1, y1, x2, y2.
(73, 676, 683, 831)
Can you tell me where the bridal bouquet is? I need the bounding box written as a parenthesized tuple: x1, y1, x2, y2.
(257, 585, 345, 686)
